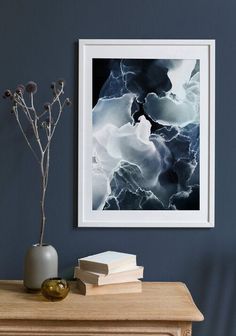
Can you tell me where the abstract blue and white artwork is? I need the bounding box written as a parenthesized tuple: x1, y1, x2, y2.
(78, 40, 215, 227)
(92, 59, 200, 211)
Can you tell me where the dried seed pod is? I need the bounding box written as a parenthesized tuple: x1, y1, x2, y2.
(3, 89, 12, 98)
(58, 79, 65, 86)
(41, 121, 47, 128)
(26, 81, 37, 94)
(16, 84, 25, 94)
(44, 102, 51, 110)
(65, 98, 72, 106)
(50, 82, 56, 90)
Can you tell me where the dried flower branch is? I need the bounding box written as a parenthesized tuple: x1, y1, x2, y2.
(3, 80, 71, 245)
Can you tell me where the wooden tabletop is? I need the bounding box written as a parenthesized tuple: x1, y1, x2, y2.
(0, 281, 203, 322)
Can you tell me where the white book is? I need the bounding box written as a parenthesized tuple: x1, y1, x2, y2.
(78, 251, 137, 274)
(74, 265, 144, 285)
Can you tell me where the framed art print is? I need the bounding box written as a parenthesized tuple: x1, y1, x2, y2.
(78, 39, 215, 227)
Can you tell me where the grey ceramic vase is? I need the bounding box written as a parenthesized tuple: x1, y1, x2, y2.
(24, 244, 58, 290)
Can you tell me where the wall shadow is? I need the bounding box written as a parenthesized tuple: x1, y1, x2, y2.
(190, 254, 236, 336)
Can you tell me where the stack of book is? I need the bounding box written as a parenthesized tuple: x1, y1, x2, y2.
(74, 251, 144, 295)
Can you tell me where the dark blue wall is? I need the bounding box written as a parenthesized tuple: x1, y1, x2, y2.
(0, 0, 235, 335)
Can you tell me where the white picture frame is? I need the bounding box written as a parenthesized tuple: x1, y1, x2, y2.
(78, 39, 215, 228)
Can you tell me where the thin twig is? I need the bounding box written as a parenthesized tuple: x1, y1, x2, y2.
(43, 99, 65, 153)
(14, 107, 40, 163)
(44, 105, 52, 188)
(14, 95, 32, 122)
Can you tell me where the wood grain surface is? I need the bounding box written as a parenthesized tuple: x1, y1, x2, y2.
(0, 280, 203, 321)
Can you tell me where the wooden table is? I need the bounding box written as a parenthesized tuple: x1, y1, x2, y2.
(0, 281, 203, 336)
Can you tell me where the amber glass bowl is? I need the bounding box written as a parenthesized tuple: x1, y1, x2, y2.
(41, 277, 70, 301)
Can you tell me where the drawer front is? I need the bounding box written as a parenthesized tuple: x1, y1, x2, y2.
(0, 320, 191, 336)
